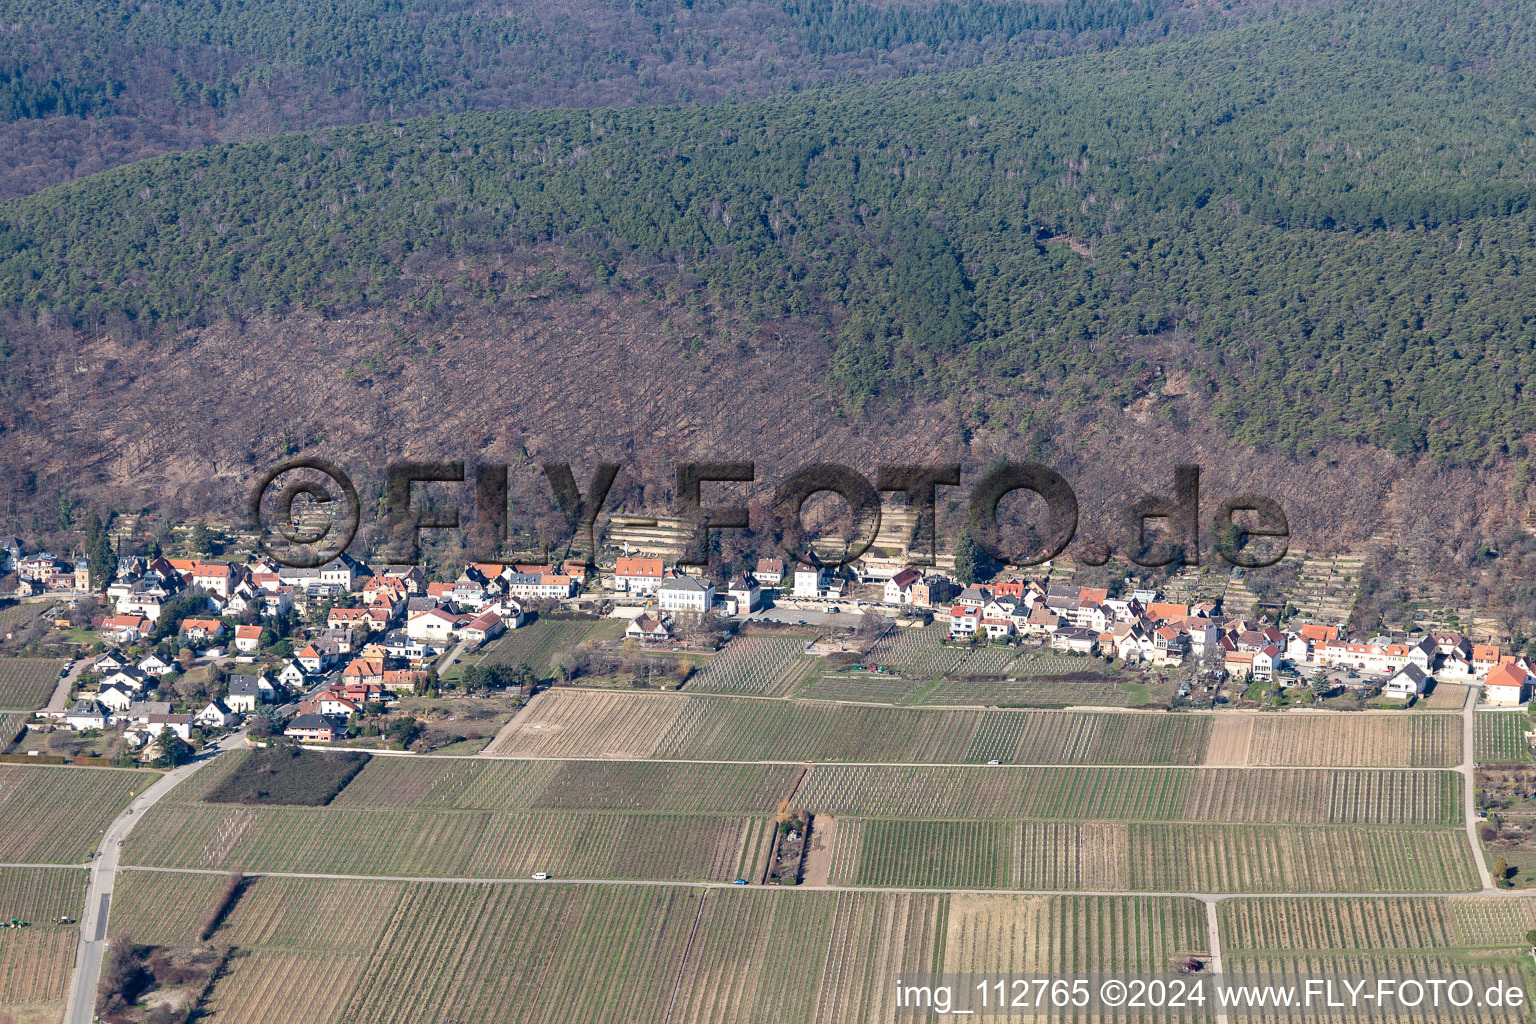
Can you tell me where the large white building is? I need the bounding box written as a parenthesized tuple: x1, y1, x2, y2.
(658, 576, 715, 615)
(613, 557, 666, 594)
(793, 568, 825, 598)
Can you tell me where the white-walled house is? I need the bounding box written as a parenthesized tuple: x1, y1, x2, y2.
(793, 569, 824, 598)
(1383, 663, 1429, 699)
(658, 576, 715, 615)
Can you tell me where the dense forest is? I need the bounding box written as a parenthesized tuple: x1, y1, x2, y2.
(0, 0, 1259, 197)
(2, 0, 1535, 467)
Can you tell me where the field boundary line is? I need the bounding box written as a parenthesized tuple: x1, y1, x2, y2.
(112, 865, 1500, 900)
(476, 753, 1458, 770)
(1463, 685, 1495, 889)
(662, 887, 708, 1024)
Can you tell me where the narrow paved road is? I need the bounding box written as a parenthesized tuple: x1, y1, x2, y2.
(61, 741, 234, 1024)
(1462, 684, 1494, 889)
(1202, 899, 1228, 1024)
(44, 656, 88, 714)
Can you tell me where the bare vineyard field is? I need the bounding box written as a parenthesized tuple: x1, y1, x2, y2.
(110, 870, 230, 944)
(943, 894, 1208, 1024)
(204, 951, 367, 1024)
(813, 891, 949, 1024)
(340, 882, 702, 1024)
(1220, 898, 1459, 952)
(861, 625, 948, 670)
(830, 821, 1478, 892)
(668, 888, 840, 1024)
(686, 637, 808, 695)
(920, 675, 1135, 708)
(0, 867, 83, 924)
(480, 618, 597, 678)
(0, 657, 62, 710)
(488, 689, 1211, 764)
(0, 868, 79, 1014)
(797, 669, 930, 704)
(0, 764, 156, 861)
(0, 603, 42, 638)
(1475, 712, 1532, 763)
(1206, 713, 1461, 767)
(796, 766, 1462, 825)
(125, 801, 770, 882)
(0, 926, 74, 1009)
(1223, 954, 1528, 1024)
(329, 756, 798, 814)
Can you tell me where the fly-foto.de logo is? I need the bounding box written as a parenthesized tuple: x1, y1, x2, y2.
(248, 458, 1288, 571)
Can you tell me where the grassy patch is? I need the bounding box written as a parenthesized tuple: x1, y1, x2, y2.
(203, 747, 369, 806)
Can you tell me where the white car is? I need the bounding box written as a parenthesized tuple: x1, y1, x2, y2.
(531, 872, 550, 880)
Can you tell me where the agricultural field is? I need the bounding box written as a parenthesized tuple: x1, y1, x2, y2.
(0, 764, 156, 861)
(1476, 711, 1533, 764)
(1213, 896, 1536, 956)
(123, 800, 774, 882)
(943, 894, 1209, 1024)
(487, 689, 1212, 764)
(1205, 712, 1461, 767)
(919, 675, 1138, 708)
(796, 765, 1462, 825)
(0, 603, 43, 640)
(0, 657, 62, 710)
(328, 756, 799, 814)
(686, 636, 808, 695)
(813, 891, 950, 1024)
(795, 667, 931, 704)
(0, 867, 82, 1021)
(1221, 954, 1528, 1024)
(859, 625, 948, 671)
(667, 888, 841, 1024)
(479, 617, 599, 678)
(829, 821, 1478, 892)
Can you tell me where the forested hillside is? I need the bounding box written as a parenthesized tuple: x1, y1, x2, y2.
(3, 0, 1535, 464)
(0, 0, 1249, 197)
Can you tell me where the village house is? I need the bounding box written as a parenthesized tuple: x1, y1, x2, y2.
(1383, 663, 1429, 699)
(277, 661, 309, 688)
(180, 617, 224, 642)
(614, 557, 666, 594)
(227, 675, 276, 713)
(285, 713, 342, 743)
(910, 575, 958, 609)
(189, 562, 238, 598)
(66, 700, 106, 731)
(232, 624, 263, 653)
(460, 611, 505, 646)
(1050, 627, 1099, 655)
(382, 669, 429, 693)
(194, 700, 237, 729)
(1485, 662, 1532, 705)
(1473, 645, 1503, 678)
(793, 568, 826, 598)
(102, 613, 154, 643)
(101, 667, 151, 692)
(658, 576, 715, 615)
(754, 558, 784, 587)
(143, 713, 192, 741)
(407, 607, 461, 645)
(883, 568, 922, 605)
(947, 605, 980, 636)
(502, 573, 575, 601)
(96, 684, 136, 712)
(296, 640, 341, 673)
(626, 614, 673, 642)
(727, 575, 761, 613)
(342, 658, 386, 687)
